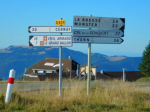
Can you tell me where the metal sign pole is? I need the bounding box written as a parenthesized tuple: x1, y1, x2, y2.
(87, 43, 91, 95)
(87, 15, 92, 95)
(23, 68, 27, 81)
(59, 46, 62, 96)
(59, 18, 63, 96)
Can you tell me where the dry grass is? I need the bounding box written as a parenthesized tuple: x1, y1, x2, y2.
(136, 77, 150, 82)
(0, 81, 150, 111)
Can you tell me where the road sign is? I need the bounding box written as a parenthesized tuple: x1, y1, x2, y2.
(28, 26, 72, 33)
(73, 16, 125, 30)
(73, 37, 123, 44)
(55, 20, 65, 25)
(29, 35, 72, 47)
(73, 29, 124, 37)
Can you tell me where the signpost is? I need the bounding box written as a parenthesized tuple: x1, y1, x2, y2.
(28, 15, 125, 96)
(73, 16, 125, 30)
(73, 29, 124, 37)
(28, 26, 72, 33)
(73, 37, 123, 44)
(59, 18, 63, 97)
(87, 15, 92, 95)
(28, 18, 72, 97)
(29, 35, 72, 47)
(73, 15, 125, 95)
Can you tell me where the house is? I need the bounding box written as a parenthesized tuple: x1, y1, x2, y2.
(25, 58, 80, 81)
(73, 65, 97, 80)
(24, 58, 143, 82)
(96, 71, 143, 82)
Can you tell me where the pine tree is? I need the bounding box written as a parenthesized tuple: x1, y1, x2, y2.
(138, 41, 150, 77)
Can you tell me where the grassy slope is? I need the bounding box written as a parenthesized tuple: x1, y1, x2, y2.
(0, 81, 150, 112)
(136, 77, 150, 82)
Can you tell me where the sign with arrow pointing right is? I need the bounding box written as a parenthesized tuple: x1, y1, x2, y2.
(73, 29, 124, 37)
(73, 37, 123, 44)
(73, 16, 125, 30)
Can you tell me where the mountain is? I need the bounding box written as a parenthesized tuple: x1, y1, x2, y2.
(0, 45, 141, 80)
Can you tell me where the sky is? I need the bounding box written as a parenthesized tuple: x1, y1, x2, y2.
(0, 0, 150, 57)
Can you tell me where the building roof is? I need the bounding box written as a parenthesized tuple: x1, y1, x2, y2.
(97, 71, 143, 81)
(26, 58, 79, 74)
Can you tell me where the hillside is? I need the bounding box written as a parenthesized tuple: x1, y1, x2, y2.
(0, 45, 141, 80)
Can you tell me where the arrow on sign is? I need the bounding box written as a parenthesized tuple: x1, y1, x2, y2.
(73, 29, 124, 37)
(73, 16, 125, 30)
(73, 37, 123, 44)
(28, 26, 72, 33)
(29, 35, 72, 47)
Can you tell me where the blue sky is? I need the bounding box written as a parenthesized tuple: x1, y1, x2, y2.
(0, 0, 150, 57)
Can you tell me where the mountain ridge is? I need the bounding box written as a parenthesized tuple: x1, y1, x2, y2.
(0, 45, 141, 80)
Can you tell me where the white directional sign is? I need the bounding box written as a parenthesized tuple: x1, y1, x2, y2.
(73, 29, 124, 37)
(29, 35, 72, 47)
(73, 37, 123, 44)
(28, 26, 72, 33)
(73, 16, 125, 30)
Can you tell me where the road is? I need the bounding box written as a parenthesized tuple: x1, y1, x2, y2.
(0, 81, 150, 93)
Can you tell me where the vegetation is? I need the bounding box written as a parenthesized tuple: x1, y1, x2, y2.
(136, 77, 150, 82)
(139, 41, 150, 77)
(0, 82, 150, 111)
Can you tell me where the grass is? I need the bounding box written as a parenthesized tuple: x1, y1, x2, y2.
(0, 77, 123, 84)
(0, 81, 150, 112)
(0, 78, 79, 83)
(136, 77, 150, 82)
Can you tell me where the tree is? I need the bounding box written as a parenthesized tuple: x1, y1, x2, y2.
(138, 41, 150, 77)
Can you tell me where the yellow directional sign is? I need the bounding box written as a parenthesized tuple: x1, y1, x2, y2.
(55, 20, 65, 25)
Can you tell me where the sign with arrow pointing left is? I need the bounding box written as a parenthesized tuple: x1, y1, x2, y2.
(29, 35, 72, 47)
(28, 26, 72, 33)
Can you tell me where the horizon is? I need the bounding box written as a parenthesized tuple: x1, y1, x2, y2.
(0, 45, 142, 57)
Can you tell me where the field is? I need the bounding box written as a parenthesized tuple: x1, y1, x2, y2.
(0, 80, 150, 112)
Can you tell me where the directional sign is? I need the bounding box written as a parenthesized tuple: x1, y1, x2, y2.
(73, 16, 125, 30)
(29, 35, 72, 47)
(28, 26, 72, 33)
(73, 37, 123, 44)
(73, 29, 124, 37)
(55, 20, 65, 25)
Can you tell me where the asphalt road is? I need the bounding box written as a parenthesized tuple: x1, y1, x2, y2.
(0, 81, 150, 93)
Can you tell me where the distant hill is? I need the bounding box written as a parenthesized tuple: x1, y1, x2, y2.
(0, 45, 141, 80)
